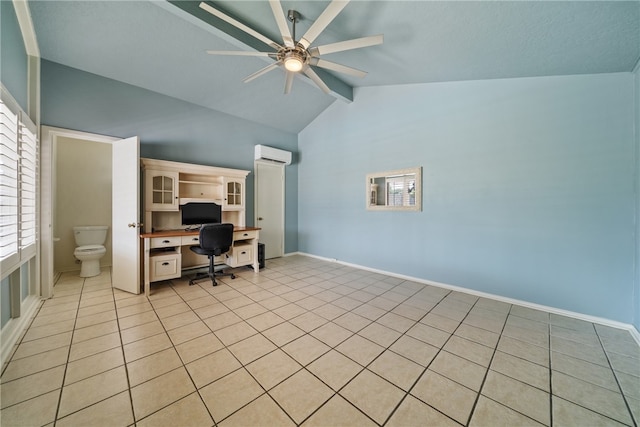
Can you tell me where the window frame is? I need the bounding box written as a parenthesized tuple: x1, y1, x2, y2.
(1, 85, 38, 278)
(366, 166, 422, 212)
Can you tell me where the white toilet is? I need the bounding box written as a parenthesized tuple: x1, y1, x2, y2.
(73, 225, 109, 277)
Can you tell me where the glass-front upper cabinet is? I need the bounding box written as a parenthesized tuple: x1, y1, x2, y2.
(145, 170, 179, 211)
(224, 178, 243, 209)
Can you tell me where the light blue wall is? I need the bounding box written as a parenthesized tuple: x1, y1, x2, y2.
(299, 73, 636, 325)
(41, 60, 299, 252)
(1, 0, 28, 110)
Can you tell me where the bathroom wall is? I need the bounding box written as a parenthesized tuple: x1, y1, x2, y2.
(55, 137, 113, 273)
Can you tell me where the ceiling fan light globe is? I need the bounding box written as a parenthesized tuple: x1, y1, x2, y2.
(284, 56, 304, 72)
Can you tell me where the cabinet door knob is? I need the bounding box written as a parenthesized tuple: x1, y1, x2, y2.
(162, 240, 170, 243)
(162, 262, 169, 266)
(257, 217, 263, 221)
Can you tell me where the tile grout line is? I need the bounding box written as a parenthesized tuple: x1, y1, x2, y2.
(376, 295, 455, 426)
(250, 270, 377, 425)
(52, 269, 133, 425)
(203, 268, 414, 425)
(197, 272, 326, 426)
(292, 287, 428, 426)
(549, 320, 637, 426)
(188, 276, 281, 426)
(472, 308, 553, 426)
(156, 274, 298, 426)
(378, 289, 463, 426)
(593, 323, 638, 427)
(462, 300, 511, 426)
(52, 273, 85, 427)
(142, 279, 218, 425)
(110, 267, 143, 426)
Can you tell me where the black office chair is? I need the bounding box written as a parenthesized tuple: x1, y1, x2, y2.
(189, 223, 235, 286)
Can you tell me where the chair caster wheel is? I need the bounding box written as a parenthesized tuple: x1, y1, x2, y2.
(231, 274, 236, 279)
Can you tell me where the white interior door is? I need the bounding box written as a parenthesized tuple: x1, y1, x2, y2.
(112, 136, 140, 293)
(255, 161, 284, 259)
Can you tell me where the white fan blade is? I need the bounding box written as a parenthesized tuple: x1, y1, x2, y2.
(284, 71, 295, 94)
(206, 50, 274, 57)
(244, 62, 280, 83)
(199, 2, 282, 50)
(309, 34, 383, 56)
(269, 0, 294, 48)
(303, 66, 331, 94)
(299, 0, 349, 49)
(309, 58, 367, 78)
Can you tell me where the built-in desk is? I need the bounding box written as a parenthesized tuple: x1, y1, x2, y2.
(140, 226, 260, 297)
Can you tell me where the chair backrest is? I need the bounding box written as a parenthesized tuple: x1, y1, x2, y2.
(198, 223, 234, 254)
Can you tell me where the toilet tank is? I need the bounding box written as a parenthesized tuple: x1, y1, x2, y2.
(73, 226, 109, 246)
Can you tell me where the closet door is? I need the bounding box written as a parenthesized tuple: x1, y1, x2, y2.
(112, 136, 141, 294)
(255, 161, 284, 258)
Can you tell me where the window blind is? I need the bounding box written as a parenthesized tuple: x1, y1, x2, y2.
(0, 87, 38, 273)
(386, 175, 416, 207)
(0, 100, 19, 266)
(19, 115, 37, 256)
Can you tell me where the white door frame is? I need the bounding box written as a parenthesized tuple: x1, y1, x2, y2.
(40, 126, 119, 298)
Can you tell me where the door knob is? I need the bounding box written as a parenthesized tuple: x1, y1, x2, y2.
(128, 223, 144, 228)
(258, 217, 263, 220)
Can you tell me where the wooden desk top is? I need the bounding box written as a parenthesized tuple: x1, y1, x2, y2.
(140, 226, 260, 239)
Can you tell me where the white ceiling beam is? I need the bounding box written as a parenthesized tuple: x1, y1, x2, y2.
(12, 0, 40, 57)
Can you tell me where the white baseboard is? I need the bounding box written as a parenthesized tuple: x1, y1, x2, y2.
(0, 295, 42, 367)
(290, 251, 640, 345)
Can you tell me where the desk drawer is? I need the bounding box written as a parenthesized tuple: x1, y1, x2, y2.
(181, 235, 200, 246)
(150, 236, 181, 249)
(226, 243, 253, 267)
(149, 252, 181, 282)
(234, 230, 258, 241)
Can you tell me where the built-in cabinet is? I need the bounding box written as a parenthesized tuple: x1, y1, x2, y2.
(140, 158, 258, 292)
(146, 170, 179, 211)
(224, 178, 244, 209)
(141, 158, 250, 233)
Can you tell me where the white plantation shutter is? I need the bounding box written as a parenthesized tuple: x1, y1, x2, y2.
(386, 174, 416, 207)
(0, 88, 38, 273)
(0, 99, 19, 267)
(19, 115, 37, 257)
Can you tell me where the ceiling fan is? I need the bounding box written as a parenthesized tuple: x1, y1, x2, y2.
(199, 0, 383, 94)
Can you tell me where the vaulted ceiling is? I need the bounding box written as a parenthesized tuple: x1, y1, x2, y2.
(28, 1, 640, 134)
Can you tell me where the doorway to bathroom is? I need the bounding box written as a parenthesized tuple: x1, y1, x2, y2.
(41, 127, 141, 298)
(54, 136, 113, 274)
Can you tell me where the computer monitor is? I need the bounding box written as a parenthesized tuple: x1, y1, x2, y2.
(181, 202, 222, 227)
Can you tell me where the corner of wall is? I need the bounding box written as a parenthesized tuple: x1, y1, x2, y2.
(633, 60, 640, 332)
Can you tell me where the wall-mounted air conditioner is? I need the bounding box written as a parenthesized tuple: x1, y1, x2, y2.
(254, 144, 292, 165)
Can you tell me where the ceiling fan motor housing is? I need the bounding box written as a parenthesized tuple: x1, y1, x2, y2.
(280, 48, 307, 72)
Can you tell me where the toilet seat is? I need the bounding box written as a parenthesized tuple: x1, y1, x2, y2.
(74, 245, 106, 255)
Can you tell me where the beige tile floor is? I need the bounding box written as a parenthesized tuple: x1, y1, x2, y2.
(1, 255, 639, 426)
